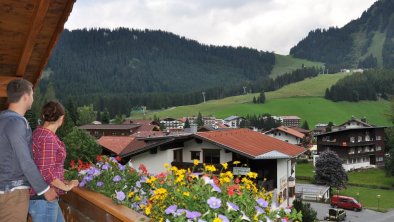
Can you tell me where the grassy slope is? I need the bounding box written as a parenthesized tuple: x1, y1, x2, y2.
(145, 73, 392, 127)
(367, 32, 386, 67)
(270, 54, 324, 78)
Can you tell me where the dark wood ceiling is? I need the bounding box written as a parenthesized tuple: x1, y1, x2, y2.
(0, 0, 75, 109)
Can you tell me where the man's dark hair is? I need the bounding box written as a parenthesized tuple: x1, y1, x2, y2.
(6, 79, 33, 103)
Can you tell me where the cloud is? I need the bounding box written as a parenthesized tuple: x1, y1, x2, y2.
(65, 0, 377, 54)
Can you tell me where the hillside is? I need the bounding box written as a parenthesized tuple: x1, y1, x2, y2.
(41, 28, 275, 114)
(270, 54, 324, 78)
(145, 73, 392, 127)
(290, 0, 394, 68)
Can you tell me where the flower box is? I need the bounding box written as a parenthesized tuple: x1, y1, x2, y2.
(59, 187, 151, 222)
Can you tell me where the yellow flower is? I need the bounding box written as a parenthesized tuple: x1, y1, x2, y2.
(164, 163, 169, 168)
(145, 206, 151, 215)
(170, 166, 178, 171)
(193, 159, 199, 165)
(135, 196, 141, 201)
(233, 161, 241, 165)
(128, 191, 135, 198)
(183, 191, 190, 197)
(213, 218, 222, 222)
(205, 165, 217, 172)
(221, 162, 228, 170)
(247, 172, 258, 179)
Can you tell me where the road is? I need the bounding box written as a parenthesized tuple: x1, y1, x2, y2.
(306, 201, 394, 222)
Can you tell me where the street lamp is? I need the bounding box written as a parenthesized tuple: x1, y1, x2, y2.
(377, 194, 381, 211)
(356, 192, 359, 202)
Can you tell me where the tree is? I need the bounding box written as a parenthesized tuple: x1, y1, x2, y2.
(292, 198, 317, 222)
(315, 150, 348, 189)
(384, 127, 394, 176)
(302, 120, 310, 130)
(42, 82, 57, 103)
(78, 105, 96, 125)
(101, 108, 110, 124)
(196, 112, 204, 127)
(326, 121, 334, 132)
(113, 114, 126, 124)
(184, 118, 191, 129)
(252, 96, 257, 103)
(63, 127, 101, 169)
(65, 98, 79, 126)
(257, 91, 266, 103)
(324, 88, 330, 99)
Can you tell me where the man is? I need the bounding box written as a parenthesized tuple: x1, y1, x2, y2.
(0, 79, 57, 221)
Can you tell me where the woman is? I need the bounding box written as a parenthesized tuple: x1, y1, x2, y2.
(29, 101, 78, 222)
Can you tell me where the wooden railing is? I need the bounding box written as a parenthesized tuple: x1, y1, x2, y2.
(59, 187, 151, 222)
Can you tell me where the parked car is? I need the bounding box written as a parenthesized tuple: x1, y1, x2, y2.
(324, 208, 346, 221)
(330, 195, 362, 211)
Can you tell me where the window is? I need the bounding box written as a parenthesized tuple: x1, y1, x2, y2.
(376, 146, 382, 151)
(377, 157, 384, 162)
(173, 149, 183, 162)
(350, 137, 355, 143)
(357, 148, 362, 153)
(357, 136, 362, 142)
(364, 147, 370, 152)
(191, 151, 200, 160)
(376, 136, 381, 141)
(203, 149, 220, 164)
(349, 148, 355, 154)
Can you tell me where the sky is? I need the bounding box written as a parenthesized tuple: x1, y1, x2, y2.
(65, 0, 378, 55)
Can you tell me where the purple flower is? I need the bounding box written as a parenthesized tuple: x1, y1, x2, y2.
(218, 214, 229, 222)
(227, 201, 239, 211)
(140, 176, 147, 183)
(257, 198, 268, 208)
(136, 181, 141, 188)
(116, 191, 125, 201)
(207, 196, 221, 209)
(84, 175, 93, 182)
(79, 181, 86, 187)
(198, 220, 207, 222)
(255, 206, 265, 215)
(175, 209, 187, 216)
(165, 205, 177, 214)
(118, 164, 126, 171)
(113, 175, 122, 182)
(210, 183, 221, 193)
(102, 163, 110, 170)
(96, 181, 104, 187)
(186, 211, 201, 219)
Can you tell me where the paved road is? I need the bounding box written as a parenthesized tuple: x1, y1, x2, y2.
(306, 201, 394, 222)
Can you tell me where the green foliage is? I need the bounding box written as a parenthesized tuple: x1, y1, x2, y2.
(65, 98, 79, 125)
(77, 104, 96, 125)
(113, 114, 126, 124)
(196, 112, 204, 127)
(57, 110, 75, 140)
(101, 108, 110, 124)
(384, 127, 394, 176)
(315, 151, 348, 189)
(257, 91, 266, 103)
(24, 110, 38, 132)
(270, 54, 323, 78)
(63, 127, 101, 169)
(325, 69, 394, 102)
(184, 118, 190, 128)
(292, 198, 317, 222)
(302, 120, 310, 130)
(290, 0, 394, 68)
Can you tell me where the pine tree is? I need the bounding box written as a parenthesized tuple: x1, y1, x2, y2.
(101, 108, 110, 124)
(258, 91, 266, 103)
(65, 98, 79, 126)
(302, 120, 310, 130)
(196, 112, 204, 127)
(253, 96, 257, 103)
(184, 118, 191, 128)
(324, 88, 330, 99)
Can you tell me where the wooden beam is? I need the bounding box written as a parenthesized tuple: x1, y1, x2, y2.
(0, 76, 21, 97)
(33, 0, 75, 87)
(16, 0, 50, 77)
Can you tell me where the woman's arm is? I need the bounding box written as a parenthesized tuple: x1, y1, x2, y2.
(51, 178, 78, 191)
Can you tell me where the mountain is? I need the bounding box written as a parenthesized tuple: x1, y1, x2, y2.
(290, 0, 394, 69)
(41, 28, 275, 114)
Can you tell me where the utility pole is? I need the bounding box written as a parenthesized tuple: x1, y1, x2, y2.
(243, 86, 247, 94)
(202, 92, 206, 103)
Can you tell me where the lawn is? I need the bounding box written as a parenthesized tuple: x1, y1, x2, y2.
(270, 54, 324, 78)
(336, 186, 394, 212)
(296, 163, 394, 211)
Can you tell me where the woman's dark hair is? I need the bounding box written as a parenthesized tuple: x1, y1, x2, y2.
(41, 101, 65, 122)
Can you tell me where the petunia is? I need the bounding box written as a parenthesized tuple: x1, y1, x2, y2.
(102, 163, 110, 170)
(96, 181, 104, 187)
(118, 164, 126, 171)
(186, 211, 201, 219)
(227, 201, 239, 211)
(79, 181, 86, 187)
(256, 198, 268, 208)
(113, 175, 122, 182)
(218, 214, 229, 222)
(255, 206, 265, 215)
(165, 205, 177, 214)
(241, 211, 251, 221)
(115, 190, 125, 201)
(207, 196, 221, 209)
(210, 183, 221, 193)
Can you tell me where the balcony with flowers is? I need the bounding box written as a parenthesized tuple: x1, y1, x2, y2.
(61, 156, 302, 221)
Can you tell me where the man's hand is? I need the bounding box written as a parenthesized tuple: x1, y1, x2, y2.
(69, 180, 79, 188)
(43, 187, 58, 201)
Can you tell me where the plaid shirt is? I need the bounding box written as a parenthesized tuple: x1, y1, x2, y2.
(30, 127, 66, 195)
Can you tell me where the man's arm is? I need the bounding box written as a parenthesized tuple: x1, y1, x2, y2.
(6, 118, 50, 195)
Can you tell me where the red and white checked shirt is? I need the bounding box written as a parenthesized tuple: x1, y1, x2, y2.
(30, 127, 66, 195)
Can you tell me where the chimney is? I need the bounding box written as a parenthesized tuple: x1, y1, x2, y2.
(190, 124, 198, 134)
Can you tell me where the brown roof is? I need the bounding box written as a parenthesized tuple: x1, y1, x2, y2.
(289, 126, 310, 134)
(274, 126, 305, 139)
(0, 0, 75, 109)
(79, 124, 141, 130)
(98, 136, 136, 155)
(196, 128, 305, 159)
(132, 131, 166, 138)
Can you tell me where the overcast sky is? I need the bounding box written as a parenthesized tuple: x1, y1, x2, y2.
(65, 0, 377, 54)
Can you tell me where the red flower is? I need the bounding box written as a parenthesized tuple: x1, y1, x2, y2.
(116, 156, 121, 162)
(139, 164, 148, 175)
(70, 160, 75, 169)
(96, 155, 103, 162)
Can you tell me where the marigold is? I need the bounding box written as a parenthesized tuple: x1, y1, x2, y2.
(193, 159, 199, 165)
(221, 162, 228, 170)
(233, 161, 241, 165)
(213, 218, 222, 222)
(164, 163, 169, 168)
